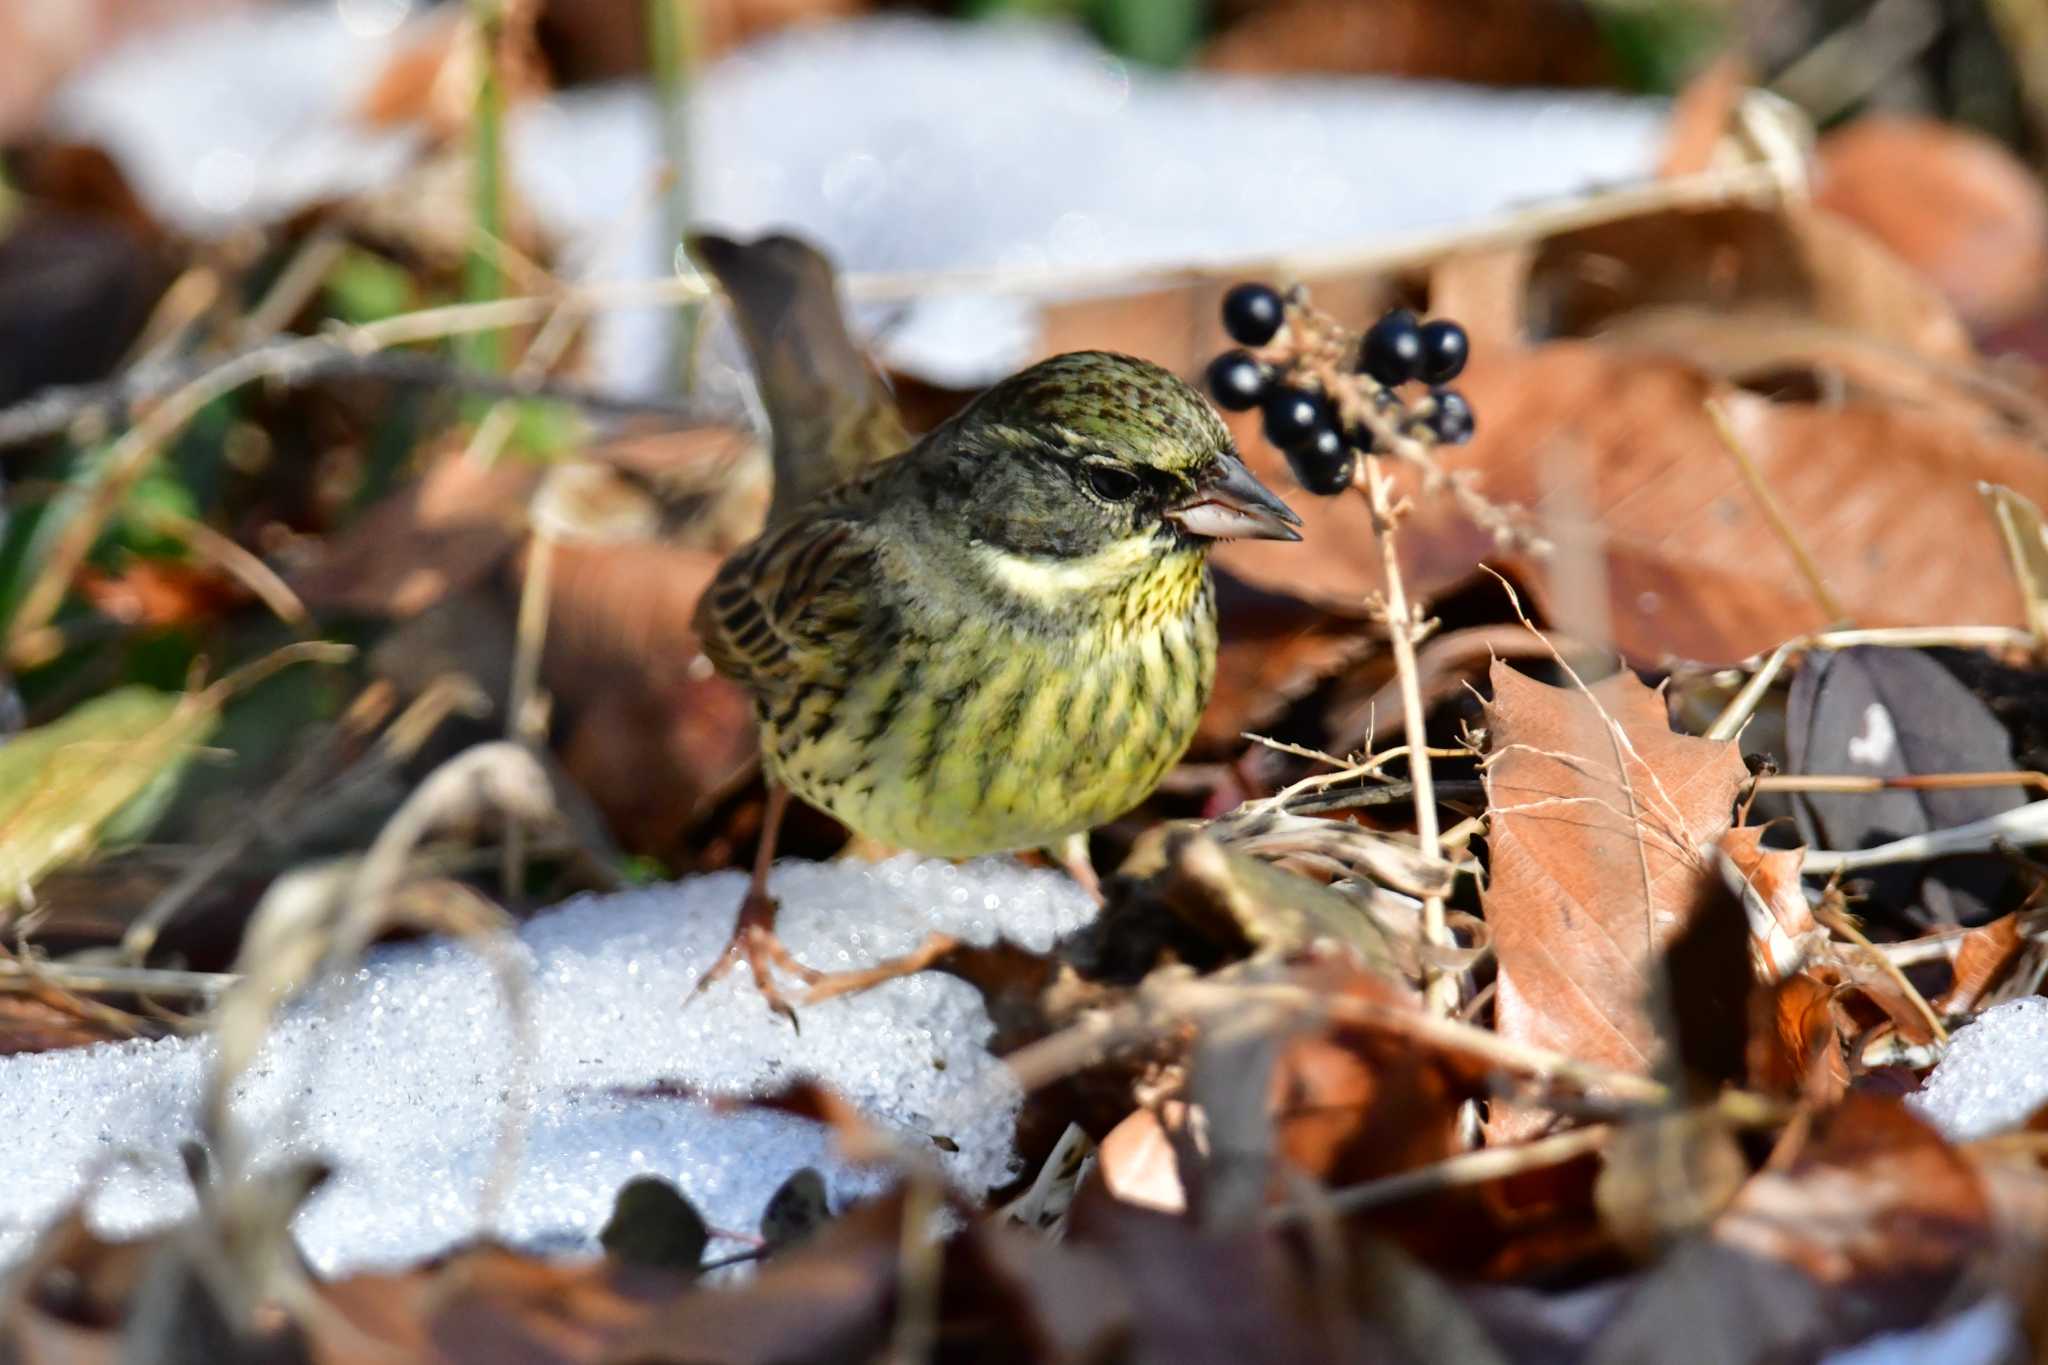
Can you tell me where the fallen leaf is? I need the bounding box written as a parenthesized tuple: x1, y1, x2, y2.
(1714, 827, 1821, 983)
(1201, 0, 1612, 86)
(0, 996, 142, 1056)
(417, 1242, 677, 1365)
(1524, 204, 1973, 361)
(1200, 572, 1378, 751)
(1222, 343, 2048, 663)
(0, 687, 217, 916)
(1267, 960, 1466, 1191)
(1746, 971, 1849, 1104)
(1096, 1103, 1193, 1215)
(1481, 662, 1748, 1112)
(1816, 116, 2048, 327)
(539, 538, 758, 855)
(1786, 646, 2024, 926)
(1716, 1093, 1988, 1321)
(289, 449, 536, 619)
(1936, 913, 2030, 1017)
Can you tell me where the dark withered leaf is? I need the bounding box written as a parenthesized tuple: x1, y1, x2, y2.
(760, 1167, 831, 1254)
(1786, 646, 2023, 926)
(599, 1175, 708, 1273)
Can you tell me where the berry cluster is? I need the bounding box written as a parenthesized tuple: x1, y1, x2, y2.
(1205, 283, 1476, 496)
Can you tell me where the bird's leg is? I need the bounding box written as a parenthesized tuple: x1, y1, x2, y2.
(1052, 830, 1104, 905)
(694, 786, 959, 1019)
(694, 784, 820, 1024)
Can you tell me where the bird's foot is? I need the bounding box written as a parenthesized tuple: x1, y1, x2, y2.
(694, 892, 960, 1022)
(693, 890, 820, 1027)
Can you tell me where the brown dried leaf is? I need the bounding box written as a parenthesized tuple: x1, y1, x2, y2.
(1200, 573, 1378, 750)
(1201, 0, 1611, 86)
(1746, 972, 1849, 1105)
(416, 1243, 671, 1364)
(1482, 662, 1747, 1093)
(1096, 1103, 1194, 1215)
(1716, 1094, 1988, 1312)
(1816, 116, 2048, 327)
(1223, 343, 2048, 663)
(0, 996, 139, 1056)
(541, 538, 757, 854)
(1268, 961, 1466, 1189)
(1715, 826, 1820, 982)
(1525, 204, 1973, 360)
(1936, 912, 2027, 1017)
(290, 450, 536, 619)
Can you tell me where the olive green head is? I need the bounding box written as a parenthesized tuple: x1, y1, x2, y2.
(913, 351, 1300, 567)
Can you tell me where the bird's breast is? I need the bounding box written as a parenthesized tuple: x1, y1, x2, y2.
(763, 562, 1217, 857)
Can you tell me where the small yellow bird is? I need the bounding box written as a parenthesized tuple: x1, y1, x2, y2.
(691, 233, 1300, 1012)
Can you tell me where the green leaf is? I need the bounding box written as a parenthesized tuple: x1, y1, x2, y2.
(0, 686, 218, 912)
(1091, 0, 1204, 66)
(324, 247, 417, 325)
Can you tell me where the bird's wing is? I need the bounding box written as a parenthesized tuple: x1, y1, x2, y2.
(687, 232, 911, 524)
(693, 492, 888, 706)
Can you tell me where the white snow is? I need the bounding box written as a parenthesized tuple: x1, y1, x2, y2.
(48, 10, 1670, 390)
(1908, 996, 2048, 1142)
(0, 857, 1093, 1276)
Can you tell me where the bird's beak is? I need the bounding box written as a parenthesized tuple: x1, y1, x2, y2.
(1166, 453, 1303, 542)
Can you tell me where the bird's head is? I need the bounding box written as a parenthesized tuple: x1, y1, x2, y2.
(915, 351, 1299, 596)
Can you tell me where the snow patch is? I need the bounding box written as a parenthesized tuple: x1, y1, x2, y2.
(0, 857, 1092, 1275)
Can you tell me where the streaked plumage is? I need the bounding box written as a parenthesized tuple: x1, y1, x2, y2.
(680, 232, 1298, 1016)
(695, 346, 1297, 857)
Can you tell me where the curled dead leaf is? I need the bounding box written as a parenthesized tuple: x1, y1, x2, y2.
(1816, 116, 2048, 327)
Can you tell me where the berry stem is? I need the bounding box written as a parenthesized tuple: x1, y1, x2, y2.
(1357, 453, 1461, 1024)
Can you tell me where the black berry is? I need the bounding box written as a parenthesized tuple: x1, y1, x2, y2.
(1261, 385, 1332, 450)
(1221, 283, 1285, 347)
(1417, 319, 1469, 383)
(1287, 426, 1355, 495)
(1205, 350, 1270, 412)
(1359, 308, 1423, 386)
(1429, 389, 1475, 445)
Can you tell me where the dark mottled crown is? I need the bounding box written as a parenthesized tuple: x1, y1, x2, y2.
(964, 351, 1232, 473)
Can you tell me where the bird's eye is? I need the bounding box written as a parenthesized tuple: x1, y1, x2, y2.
(1084, 463, 1142, 501)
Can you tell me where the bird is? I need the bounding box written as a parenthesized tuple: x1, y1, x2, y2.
(689, 231, 1301, 1017)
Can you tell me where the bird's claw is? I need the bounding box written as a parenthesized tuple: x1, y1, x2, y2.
(693, 891, 820, 1028)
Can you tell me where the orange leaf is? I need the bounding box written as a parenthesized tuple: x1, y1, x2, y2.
(1481, 663, 1747, 1104)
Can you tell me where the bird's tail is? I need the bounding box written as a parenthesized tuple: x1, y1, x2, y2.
(687, 231, 910, 523)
